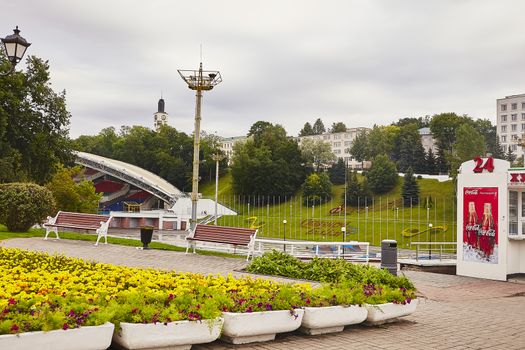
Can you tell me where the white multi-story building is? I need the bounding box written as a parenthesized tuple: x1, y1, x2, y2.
(419, 127, 438, 154)
(497, 94, 525, 159)
(220, 135, 248, 162)
(297, 127, 371, 169)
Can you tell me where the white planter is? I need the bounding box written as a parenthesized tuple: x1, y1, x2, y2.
(221, 309, 304, 344)
(112, 318, 223, 350)
(300, 305, 368, 335)
(365, 300, 418, 325)
(0, 322, 114, 350)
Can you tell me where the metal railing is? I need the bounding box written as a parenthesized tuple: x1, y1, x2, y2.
(410, 241, 457, 261)
(254, 238, 370, 263)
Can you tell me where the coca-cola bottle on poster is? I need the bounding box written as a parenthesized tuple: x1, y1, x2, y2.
(480, 203, 495, 258)
(466, 202, 479, 249)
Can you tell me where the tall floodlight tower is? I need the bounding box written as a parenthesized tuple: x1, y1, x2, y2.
(178, 63, 222, 229)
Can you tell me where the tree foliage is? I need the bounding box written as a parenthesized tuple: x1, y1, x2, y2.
(449, 124, 486, 177)
(312, 118, 326, 135)
(401, 167, 420, 207)
(425, 149, 438, 175)
(0, 54, 73, 184)
(366, 154, 398, 194)
(349, 130, 368, 168)
(72, 125, 224, 192)
(395, 123, 426, 173)
(231, 122, 306, 196)
(302, 172, 332, 205)
(45, 165, 102, 213)
(330, 122, 347, 133)
(0, 183, 56, 232)
(300, 138, 336, 172)
(328, 158, 346, 184)
(299, 122, 314, 136)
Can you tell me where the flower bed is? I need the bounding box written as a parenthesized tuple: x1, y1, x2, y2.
(0, 248, 418, 345)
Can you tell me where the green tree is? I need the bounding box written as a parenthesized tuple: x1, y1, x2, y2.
(349, 130, 368, 169)
(0, 183, 56, 232)
(366, 154, 398, 194)
(367, 125, 400, 160)
(302, 172, 332, 205)
(425, 148, 437, 175)
(450, 124, 486, 177)
(0, 54, 73, 184)
(45, 165, 102, 213)
(429, 112, 471, 172)
(312, 118, 326, 135)
(506, 146, 516, 163)
(330, 122, 347, 133)
(401, 167, 420, 206)
(299, 122, 314, 136)
(472, 119, 505, 159)
(300, 138, 336, 172)
(231, 122, 306, 196)
(393, 116, 430, 128)
(328, 158, 346, 184)
(395, 123, 426, 173)
(345, 171, 362, 206)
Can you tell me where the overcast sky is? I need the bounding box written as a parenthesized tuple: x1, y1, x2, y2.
(3, 0, 525, 138)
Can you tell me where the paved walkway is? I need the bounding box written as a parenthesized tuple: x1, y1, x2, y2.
(2, 238, 525, 350)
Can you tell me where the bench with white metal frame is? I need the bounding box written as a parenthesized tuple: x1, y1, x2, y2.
(44, 211, 112, 246)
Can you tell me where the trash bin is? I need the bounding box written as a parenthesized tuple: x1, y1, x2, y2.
(381, 239, 397, 276)
(140, 226, 154, 250)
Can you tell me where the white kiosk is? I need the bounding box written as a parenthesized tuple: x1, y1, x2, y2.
(457, 157, 525, 281)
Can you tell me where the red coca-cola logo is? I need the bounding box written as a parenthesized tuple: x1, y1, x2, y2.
(465, 189, 479, 195)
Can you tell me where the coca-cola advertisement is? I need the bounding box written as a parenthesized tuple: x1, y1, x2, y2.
(463, 187, 498, 264)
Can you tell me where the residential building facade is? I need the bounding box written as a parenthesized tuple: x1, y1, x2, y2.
(220, 135, 248, 163)
(497, 94, 525, 159)
(297, 127, 371, 169)
(419, 127, 438, 154)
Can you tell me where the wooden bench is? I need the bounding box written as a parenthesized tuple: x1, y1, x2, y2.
(186, 224, 258, 260)
(44, 211, 112, 246)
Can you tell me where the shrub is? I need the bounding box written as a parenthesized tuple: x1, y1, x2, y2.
(0, 183, 56, 232)
(366, 154, 398, 194)
(302, 172, 332, 205)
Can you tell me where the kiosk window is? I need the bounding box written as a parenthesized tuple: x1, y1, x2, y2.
(509, 191, 518, 235)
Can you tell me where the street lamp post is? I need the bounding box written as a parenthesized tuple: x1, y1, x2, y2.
(282, 219, 287, 252)
(212, 153, 225, 225)
(428, 223, 433, 260)
(178, 63, 222, 230)
(1, 26, 31, 76)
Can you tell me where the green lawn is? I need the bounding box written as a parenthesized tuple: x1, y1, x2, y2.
(199, 172, 456, 248)
(0, 226, 242, 259)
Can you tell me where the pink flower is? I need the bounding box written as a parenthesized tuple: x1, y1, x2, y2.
(10, 324, 19, 333)
(62, 323, 70, 330)
(8, 298, 15, 305)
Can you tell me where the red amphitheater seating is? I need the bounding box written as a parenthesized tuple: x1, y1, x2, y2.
(95, 180, 124, 193)
(127, 190, 151, 200)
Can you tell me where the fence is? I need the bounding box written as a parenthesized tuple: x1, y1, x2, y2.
(207, 194, 457, 251)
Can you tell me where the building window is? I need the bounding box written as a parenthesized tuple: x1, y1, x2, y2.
(333, 142, 341, 147)
(501, 135, 507, 142)
(501, 104, 507, 111)
(501, 125, 507, 132)
(323, 135, 330, 140)
(333, 134, 340, 139)
(512, 134, 518, 141)
(512, 103, 517, 110)
(512, 145, 518, 151)
(522, 102, 525, 109)
(512, 114, 518, 121)
(501, 115, 507, 122)
(522, 124, 525, 131)
(334, 149, 341, 154)
(512, 124, 517, 131)
(344, 141, 351, 146)
(344, 134, 350, 138)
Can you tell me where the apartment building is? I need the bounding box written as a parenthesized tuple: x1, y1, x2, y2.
(497, 94, 525, 159)
(297, 127, 371, 169)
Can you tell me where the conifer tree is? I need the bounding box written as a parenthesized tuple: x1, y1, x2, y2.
(401, 167, 420, 207)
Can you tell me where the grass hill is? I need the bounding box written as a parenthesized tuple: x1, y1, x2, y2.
(198, 171, 455, 247)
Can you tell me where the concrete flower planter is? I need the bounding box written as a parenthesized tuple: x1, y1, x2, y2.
(300, 305, 368, 335)
(365, 300, 418, 325)
(112, 318, 223, 350)
(221, 309, 304, 344)
(0, 322, 114, 350)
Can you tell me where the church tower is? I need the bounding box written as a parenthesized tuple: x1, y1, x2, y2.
(153, 97, 168, 131)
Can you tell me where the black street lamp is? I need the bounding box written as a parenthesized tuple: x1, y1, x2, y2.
(1, 26, 31, 76)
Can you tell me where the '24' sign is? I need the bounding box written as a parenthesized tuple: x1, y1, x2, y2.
(473, 156, 494, 173)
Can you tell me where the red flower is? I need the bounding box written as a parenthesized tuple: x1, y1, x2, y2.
(62, 323, 70, 330)
(10, 324, 19, 333)
(8, 298, 15, 305)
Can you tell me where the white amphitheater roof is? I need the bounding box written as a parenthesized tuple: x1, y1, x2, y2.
(75, 151, 184, 204)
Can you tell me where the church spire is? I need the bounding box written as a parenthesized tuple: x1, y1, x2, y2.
(158, 96, 165, 113)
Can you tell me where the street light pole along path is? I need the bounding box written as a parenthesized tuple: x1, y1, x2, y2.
(178, 63, 222, 230)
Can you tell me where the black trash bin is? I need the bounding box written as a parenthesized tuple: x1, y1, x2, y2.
(381, 239, 397, 276)
(140, 226, 154, 250)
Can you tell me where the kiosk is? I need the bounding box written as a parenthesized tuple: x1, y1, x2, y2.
(457, 157, 525, 281)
